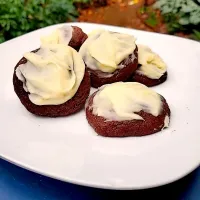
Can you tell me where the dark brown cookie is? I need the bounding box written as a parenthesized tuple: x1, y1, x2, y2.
(13, 52, 91, 117)
(69, 26, 88, 51)
(86, 91, 170, 137)
(87, 47, 138, 88)
(129, 65, 168, 87)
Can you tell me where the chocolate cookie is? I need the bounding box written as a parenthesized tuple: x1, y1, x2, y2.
(130, 66, 168, 87)
(13, 48, 90, 117)
(87, 47, 138, 88)
(129, 44, 168, 87)
(79, 29, 138, 88)
(41, 25, 87, 51)
(69, 26, 88, 51)
(86, 85, 170, 137)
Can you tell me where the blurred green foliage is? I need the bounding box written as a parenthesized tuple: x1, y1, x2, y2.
(0, 0, 84, 43)
(145, 13, 158, 28)
(139, 7, 158, 28)
(154, 0, 200, 40)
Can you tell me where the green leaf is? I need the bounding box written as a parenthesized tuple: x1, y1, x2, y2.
(0, 30, 5, 43)
(139, 6, 147, 14)
(179, 16, 190, 25)
(189, 10, 200, 24)
(145, 13, 158, 28)
(192, 29, 200, 39)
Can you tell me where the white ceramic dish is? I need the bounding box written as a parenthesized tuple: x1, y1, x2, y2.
(0, 23, 200, 190)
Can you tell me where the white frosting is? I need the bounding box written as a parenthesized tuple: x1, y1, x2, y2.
(92, 82, 162, 121)
(79, 29, 136, 73)
(164, 115, 170, 128)
(40, 25, 73, 46)
(136, 44, 167, 79)
(16, 44, 85, 105)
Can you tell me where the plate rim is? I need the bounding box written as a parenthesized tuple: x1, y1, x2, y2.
(1, 22, 200, 190)
(0, 153, 199, 190)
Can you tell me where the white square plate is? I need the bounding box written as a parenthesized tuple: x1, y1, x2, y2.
(0, 23, 200, 190)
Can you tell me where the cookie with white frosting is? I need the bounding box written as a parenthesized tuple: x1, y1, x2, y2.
(79, 29, 138, 88)
(86, 82, 170, 137)
(130, 44, 168, 87)
(13, 44, 90, 117)
(41, 25, 88, 51)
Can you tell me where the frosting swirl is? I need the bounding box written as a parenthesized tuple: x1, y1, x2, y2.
(92, 82, 162, 121)
(136, 44, 167, 79)
(79, 29, 136, 73)
(16, 44, 85, 105)
(40, 25, 73, 46)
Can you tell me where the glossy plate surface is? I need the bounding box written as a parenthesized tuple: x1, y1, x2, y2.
(0, 23, 200, 190)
